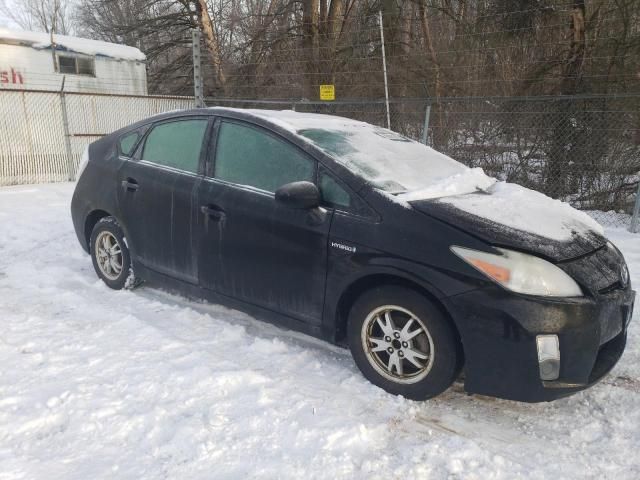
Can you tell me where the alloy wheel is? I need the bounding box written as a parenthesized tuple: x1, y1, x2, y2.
(361, 305, 435, 384)
(95, 231, 123, 281)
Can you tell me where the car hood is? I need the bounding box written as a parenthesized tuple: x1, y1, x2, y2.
(407, 182, 607, 262)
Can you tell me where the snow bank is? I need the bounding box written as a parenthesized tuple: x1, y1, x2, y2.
(0, 27, 145, 61)
(0, 183, 638, 479)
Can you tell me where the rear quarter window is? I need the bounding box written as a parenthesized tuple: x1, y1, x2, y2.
(118, 132, 140, 157)
(320, 171, 352, 208)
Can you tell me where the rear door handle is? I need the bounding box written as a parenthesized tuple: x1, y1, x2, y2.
(201, 204, 225, 220)
(121, 178, 139, 192)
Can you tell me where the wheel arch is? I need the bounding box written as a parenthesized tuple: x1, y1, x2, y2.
(333, 274, 463, 357)
(84, 209, 114, 252)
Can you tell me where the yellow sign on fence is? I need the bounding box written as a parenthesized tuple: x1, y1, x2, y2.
(319, 84, 335, 101)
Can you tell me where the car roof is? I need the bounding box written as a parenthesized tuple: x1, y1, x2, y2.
(100, 107, 375, 197)
(125, 106, 373, 137)
(206, 107, 371, 133)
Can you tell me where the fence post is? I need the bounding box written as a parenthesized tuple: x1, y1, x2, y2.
(630, 181, 640, 233)
(378, 10, 391, 130)
(192, 28, 204, 108)
(59, 76, 75, 181)
(421, 102, 431, 145)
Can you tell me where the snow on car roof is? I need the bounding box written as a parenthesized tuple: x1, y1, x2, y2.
(0, 27, 146, 61)
(210, 107, 367, 131)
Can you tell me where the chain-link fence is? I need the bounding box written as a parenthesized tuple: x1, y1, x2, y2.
(1, 89, 638, 231)
(0, 90, 70, 185)
(0, 90, 195, 186)
(209, 95, 640, 230)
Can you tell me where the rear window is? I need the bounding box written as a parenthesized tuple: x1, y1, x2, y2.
(142, 119, 208, 174)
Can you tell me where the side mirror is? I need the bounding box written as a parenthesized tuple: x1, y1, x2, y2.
(275, 181, 321, 209)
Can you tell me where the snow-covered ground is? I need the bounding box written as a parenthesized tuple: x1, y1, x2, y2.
(0, 183, 639, 479)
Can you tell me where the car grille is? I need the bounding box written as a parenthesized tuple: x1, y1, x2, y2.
(559, 243, 627, 295)
(598, 280, 625, 295)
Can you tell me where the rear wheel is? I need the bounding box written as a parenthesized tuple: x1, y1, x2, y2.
(90, 217, 136, 290)
(347, 286, 461, 400)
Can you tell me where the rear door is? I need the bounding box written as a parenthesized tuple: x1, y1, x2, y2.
(117, 117, 210, 283)
(197, 119, 333, 323)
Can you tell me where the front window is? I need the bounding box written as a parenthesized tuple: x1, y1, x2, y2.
(298, 126, 491, 196)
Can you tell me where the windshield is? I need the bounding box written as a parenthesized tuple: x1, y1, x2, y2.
(298, 126, 476, 194)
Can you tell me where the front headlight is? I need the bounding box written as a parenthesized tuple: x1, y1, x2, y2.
(451, 246, 582, 297)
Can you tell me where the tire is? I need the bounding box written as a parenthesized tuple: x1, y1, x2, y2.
(90, 216, 137, 290)
(347, 285, 462, 400)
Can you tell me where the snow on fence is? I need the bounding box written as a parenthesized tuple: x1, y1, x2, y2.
(0, 89, 195, 186)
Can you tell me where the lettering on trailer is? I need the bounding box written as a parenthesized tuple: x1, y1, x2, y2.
(0, 68, 24, 85)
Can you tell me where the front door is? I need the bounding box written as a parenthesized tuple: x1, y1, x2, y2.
(197, 119, 332, 323)
(117, 117, 209, 283)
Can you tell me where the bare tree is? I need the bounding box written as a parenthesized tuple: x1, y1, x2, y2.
(71, 0, 640, 101)
(0, 0, 73, 34)
(76, 0, 195, 94)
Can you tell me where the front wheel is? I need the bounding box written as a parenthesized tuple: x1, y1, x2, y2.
(90, 217, 135, 290)
(347, 286, 462, 400)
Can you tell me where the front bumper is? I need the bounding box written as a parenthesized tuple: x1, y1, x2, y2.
(444, 285, 635, 402)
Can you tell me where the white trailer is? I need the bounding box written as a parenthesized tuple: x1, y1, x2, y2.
(0, 28, 147, 95)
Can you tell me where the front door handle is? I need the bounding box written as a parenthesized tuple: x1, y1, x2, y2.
(201, 204, 225, 220)
(121, 178, 139, 192)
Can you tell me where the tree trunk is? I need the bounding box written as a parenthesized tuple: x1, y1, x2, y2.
(196, 0, 227, 95)
(418, 1, 441, 100)
(418, 1, 444, 146)
(561, 1, 586, 95)
(324, 0, 343, 85)
(302, 0, 320, 99)
(546, 1, 587, 198)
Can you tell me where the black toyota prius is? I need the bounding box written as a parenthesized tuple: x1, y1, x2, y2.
(71, 107, 635, 402)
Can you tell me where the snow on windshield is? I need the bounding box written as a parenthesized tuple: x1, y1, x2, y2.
(214, 109, 603, 240)
(296, 126, 472, 193)
(219, 108, 477, 194)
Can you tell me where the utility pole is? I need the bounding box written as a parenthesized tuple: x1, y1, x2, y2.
(192, 28, 204, 108)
